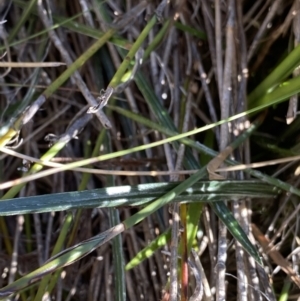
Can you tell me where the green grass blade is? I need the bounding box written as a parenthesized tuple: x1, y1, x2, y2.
(0, 224, 124, 299)
(111, 98, 265, 263)
(109, 104, 300, 198)
(134, 72, 200, 169)
(249, 75, 300, 110)
(106, 133, 126, 301)
(125, 229, 171, 270)
(53, 16, 131, 49)
(174, 21, 206, 39)
(8, 0, 38, 42)
(0, 26, 115, 193)
(0, 181, 278, 216)
(248, 43, 300, 104)
(34, 212, 73, 300)
(210, 201, 262, 265)
(109, 208, 126, 301)
(108, 16, 157, 88)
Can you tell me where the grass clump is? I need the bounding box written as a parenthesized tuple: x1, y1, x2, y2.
(0, 1, 300, 300)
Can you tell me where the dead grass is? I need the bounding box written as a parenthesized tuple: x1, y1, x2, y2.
(0, 0, 300, 300)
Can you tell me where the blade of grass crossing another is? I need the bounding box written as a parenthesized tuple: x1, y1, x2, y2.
(0, 180, 279, 216)
(34, 212, 73, 301)
(107, 133, 126, 301)
(0, 224, 125, 299)
(134, 70, 262, 264)
(210, 202, 262, 265)
(126, 229, 171, 270)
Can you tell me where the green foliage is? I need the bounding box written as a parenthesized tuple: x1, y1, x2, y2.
(0, 1, 299, 300)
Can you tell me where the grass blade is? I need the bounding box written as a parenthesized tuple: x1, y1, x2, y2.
(0, 181, 279, 216)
